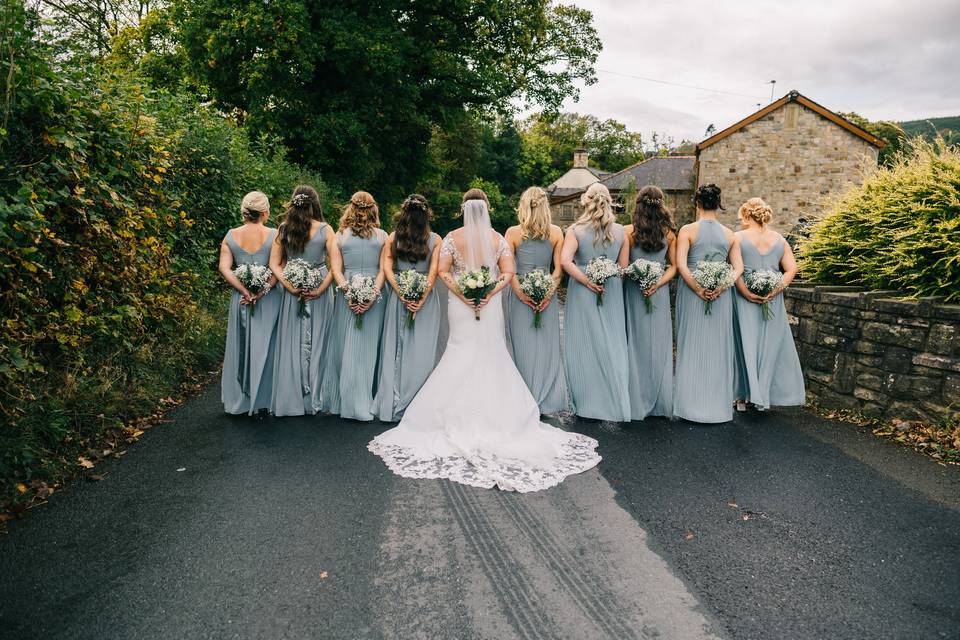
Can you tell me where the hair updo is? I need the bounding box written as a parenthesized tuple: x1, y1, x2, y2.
(339, 191, 380, 238)
(393, 194, 433, 263)
(240, 191, 270, 221)
(695, 184, 723, 211)
(739, 197, 773, 226)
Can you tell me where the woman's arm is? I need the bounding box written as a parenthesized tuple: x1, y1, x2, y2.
(329, 233, 347, 289)
(218, 239, 251, 299)
(504, 227, 534, 308)
(647, 230, 678, 297)
(560, 228, 602, 292)
(550, 225, 564, 287)
(383, 234, 399, 295)
(617, 225, 632, 268)
(316, 226, 336, 295)
(676, 225, 710, 302)
(768, 238, 798, 300)
(374, 231, 387, 292)
(269, 236, 299, 296)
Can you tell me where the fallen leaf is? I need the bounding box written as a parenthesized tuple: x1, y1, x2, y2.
(726, 501, 738, 509)
(319, 571, 329, 580)
(684, 531, 695, 541)
(741, 514, 751, 521)
(88, 474, 105, 482)
(176, 467, 186, 472)
(78, 456, 94, 469)
(15, 483, 27, 494)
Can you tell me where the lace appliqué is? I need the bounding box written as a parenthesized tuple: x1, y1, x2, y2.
(367, 434, 601, 493)
(441, 233, 511, 276)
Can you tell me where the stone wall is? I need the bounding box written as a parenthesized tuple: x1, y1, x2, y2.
(785, 285, 960, 423)
(697, 102, 880, 233)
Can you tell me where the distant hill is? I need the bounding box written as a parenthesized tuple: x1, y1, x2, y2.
(898, 116, 960, 143)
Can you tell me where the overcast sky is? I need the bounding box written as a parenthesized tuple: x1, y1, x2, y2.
(560, 0, 960, 145)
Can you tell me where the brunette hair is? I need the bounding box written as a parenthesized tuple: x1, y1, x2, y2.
(517, 186, 551, 241)
(462, 188, 491, 208)
(393, 194, 433, 263)
(339, 191, 380, 238)
(631, 185, 675, 251)
(278, 185, 322, 260)
(695, 183, 723, 211)
(739, 197, 774, 225)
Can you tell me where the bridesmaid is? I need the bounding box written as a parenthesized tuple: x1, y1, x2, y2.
(560, 183, 630, 421)
(505, 186, 568, 415)
(618, 186, 677, 420)
(269, 185, 336, 416)
(219, 191, 282, 415)
(733, 197, 805, 411)
(319, 191, 388, 421)
(673, 184, 744, 423)
(374, 194, 442, 422)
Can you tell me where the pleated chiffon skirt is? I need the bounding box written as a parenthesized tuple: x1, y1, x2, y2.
(222, 287, 281, 415)
(506, 290, 568, 415)
(270, 288, 333, 416)
(624, 281, 673, 420)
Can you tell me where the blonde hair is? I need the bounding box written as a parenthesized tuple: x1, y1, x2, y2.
(517, 186, 551, 240)
(240, 191, 269, 221)
(575, 183, 616, 245)
(739, 197, 773, 226)
(339, 191, 380, 238)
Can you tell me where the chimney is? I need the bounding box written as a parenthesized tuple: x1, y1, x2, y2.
(573, 147, 588, 168)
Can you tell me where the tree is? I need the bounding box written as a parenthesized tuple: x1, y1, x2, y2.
(840, 112, 906, 166)
(704, 124, 716, 138)
(165, 0, 600, 199)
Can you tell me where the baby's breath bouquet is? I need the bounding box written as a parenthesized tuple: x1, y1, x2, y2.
(744, 269, 784, 321)
(457, 266, 498, 321)
(395, 269, 428, 329)
(692, 257, 736, 315)
(342, 273, 382, 329)
(622, 258, 664, 313)
(518, 269, 554, 329)
(232, 263, 271, 316)
(584, 256, 620, 306)
(282, 258, 325, 317)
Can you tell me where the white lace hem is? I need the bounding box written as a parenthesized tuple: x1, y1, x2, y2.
(367, 434, 601, 493)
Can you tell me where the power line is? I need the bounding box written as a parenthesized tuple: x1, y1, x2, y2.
(596, 68, 768, 100)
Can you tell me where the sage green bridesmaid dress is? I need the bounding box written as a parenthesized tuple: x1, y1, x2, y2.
(734, 235, 805, 409)
(271, 225, 333, 416)
(319, 228, 387, 421)
(374, 233, 441, 422)
(673, 219, 735, 423)
(221, 229, 281, 415)
(624, 238, 673, 420)
(506, 237, 568, 415)
(563, 224, 630, 421)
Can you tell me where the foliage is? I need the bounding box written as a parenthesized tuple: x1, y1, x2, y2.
(799, 138, 960, 301)
(0, 5, 328, 505)
(160, 0, 599, 199)
(840, 112, 906, 166)
(899, 115, 960, 147)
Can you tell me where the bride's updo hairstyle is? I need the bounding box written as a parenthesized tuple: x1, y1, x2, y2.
(695, 183, 723, 211)
(339, 190, 380, 238)
(632, 185, 675, 252)
(461, 187, 490, 210)
(738, 197, 773, 226)
(278, 185, 322, 261)
(241, 191, 270, 222)
(393, 194, 433, 263)
(517, 186, 551, 241)
(575, 182, 616, 245)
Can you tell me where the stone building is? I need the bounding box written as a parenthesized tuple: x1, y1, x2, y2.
(696, 91, 884, 233)
(544, 148, 610, 226)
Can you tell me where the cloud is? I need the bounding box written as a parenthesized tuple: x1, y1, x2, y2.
(562, 0, 960, 141)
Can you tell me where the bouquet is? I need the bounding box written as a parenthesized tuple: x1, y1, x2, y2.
(232, 263, 270, 316)
(584, 256, 621, 306)
(744, 269, 784, 321)
(622, 258, 664, 313)
(518, 269, 554, 329)
(457, 267, 498, 321)
(282, 258, 325, 317)
(691, 258, 737, 315)
(395, 269, 429, 329)
(342, 273, 382, 329)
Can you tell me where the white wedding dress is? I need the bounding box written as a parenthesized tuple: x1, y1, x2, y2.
(368, 201, 600, 493)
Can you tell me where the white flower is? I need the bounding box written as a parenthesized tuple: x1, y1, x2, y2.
(584, 256, 620, 285)
(622, 258, 664, 290)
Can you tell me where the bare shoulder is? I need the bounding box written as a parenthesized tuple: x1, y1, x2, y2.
(504, 225, 520, 242)
(549, 224, 564, 243)
(622, 223, 634, 236)
(678, 221, 697, 236)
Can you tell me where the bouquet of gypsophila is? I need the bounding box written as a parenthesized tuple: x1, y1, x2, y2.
(584, 256, 621, 306)
(744, 269, 784, 321)
(518, 269, 554, 329)
(457, 267, 498, 321)
(691, 257, 737, 315)
(622, 258, 664, 313)
(282, 258, 325, 317)
(232, 263, 271, 316)
(395, 269, 429, 329)
(342, 273, 382, 329)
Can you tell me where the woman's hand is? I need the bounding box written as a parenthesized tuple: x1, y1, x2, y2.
(764, 286, 784, 302)
(516, 291, 538, 310)
(302, 287, 322, 302)
(695, 287, 712, 302)
(743, 291, 765, 304)
(538, 295, 553, 312)
(403, 298, 424, 313)
(643, 284, 659, 298)
(586, 281, 604, 295)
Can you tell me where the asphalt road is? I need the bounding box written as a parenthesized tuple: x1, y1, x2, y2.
(2, 387, 959, 640)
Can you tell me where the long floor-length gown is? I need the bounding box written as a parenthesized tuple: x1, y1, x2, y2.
(673, 219, 735, 423)
(221, 229, 282, 415)
(374, 233, 442, 422)
(734, 235, 805, 409)
(624, 238, 673, 420)
(563, 224, 630, 421)
(505, 237, 568, 415)
(271, 225, 333, 416)
(320, 228, 388, 421)
(368, 233, 600, 493)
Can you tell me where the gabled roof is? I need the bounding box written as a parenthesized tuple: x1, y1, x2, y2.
(600, 156, 695, 192)
(696, 90, 886, 152)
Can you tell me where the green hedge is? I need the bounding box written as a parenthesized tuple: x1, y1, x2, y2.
(799, 139, 960, 301)
(0, 6, 331, 504)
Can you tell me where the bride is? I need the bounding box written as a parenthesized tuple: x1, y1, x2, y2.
(368, 189, 601, 493)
